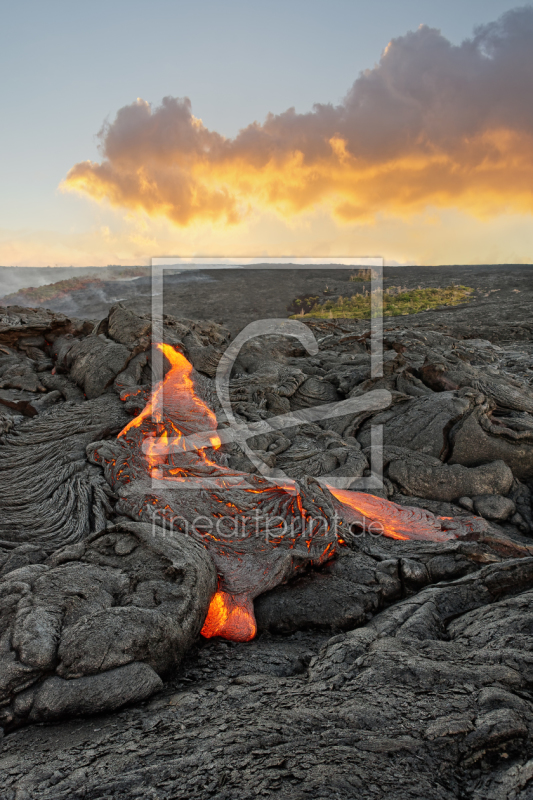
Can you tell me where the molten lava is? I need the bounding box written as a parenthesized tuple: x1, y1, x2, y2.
(119, 343, 220, 476)
(326, 487, 456, 542)
(201, 591, 257, 642)
(91, 344, 487, 644)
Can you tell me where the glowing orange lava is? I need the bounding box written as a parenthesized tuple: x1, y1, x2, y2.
(201, 591, 257, 642)
(326, 486, 455, 542)
(327, 487, 410, 540)
(118, 343, 220, 474)
(109, 344, 456, 646)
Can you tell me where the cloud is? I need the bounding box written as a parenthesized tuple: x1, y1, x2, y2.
(63, 7, 533, 226)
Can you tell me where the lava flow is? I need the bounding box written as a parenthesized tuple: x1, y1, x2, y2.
(200, 591, 257, 642)
(118, 343, 222, 476)
(325, 487, 456, 542)
(91, 344, 485, 643)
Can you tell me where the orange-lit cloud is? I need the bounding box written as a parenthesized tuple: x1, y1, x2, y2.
(63, 8, 533, 228)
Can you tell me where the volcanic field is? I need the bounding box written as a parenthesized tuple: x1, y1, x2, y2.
(0, 264, 532, 800)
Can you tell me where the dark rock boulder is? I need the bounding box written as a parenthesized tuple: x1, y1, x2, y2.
(0, 349, 46, 393)
(0, 387, 62, 417)
(106, 303, 152, 347)
(387, 452, 514, 502)
(64, 335, 132, 399)
(290, 376, 340, 410)
(0, 521, 216, 730)
(255, 538, 504, 634)
(358, 390, 475, 459)
(449, 406, 533, 480)
(255, 550, 402, 633)
(0, 305, 93, 347)
(0, 544, 47, 578)
(420, 354, 533, 414)
(13, 662, 163, 724)
(40, 370, 85, 402)
(473, 494, 516, 521)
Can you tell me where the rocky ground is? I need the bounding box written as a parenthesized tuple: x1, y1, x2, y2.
(0, 264, 532, 799)
(2, 263, 531, 337)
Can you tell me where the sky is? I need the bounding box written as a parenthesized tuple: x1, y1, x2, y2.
(1, 0, 532, 267)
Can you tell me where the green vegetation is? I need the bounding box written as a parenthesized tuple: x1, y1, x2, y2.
(290, 285, 474, 320)
(287, 294, 321, 314)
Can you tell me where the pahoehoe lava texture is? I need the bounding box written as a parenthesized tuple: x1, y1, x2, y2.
(0, 395, 128, 550)
(1, 268, 533, 799)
